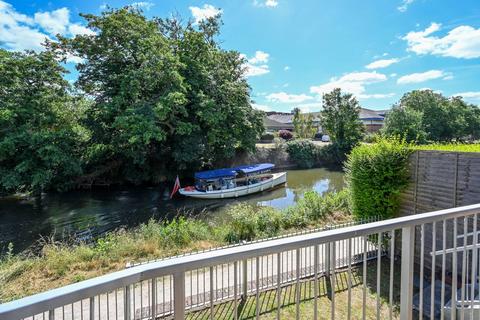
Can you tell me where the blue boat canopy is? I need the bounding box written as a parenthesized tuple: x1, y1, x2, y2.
(195, 163, 275, 180)
(234, 163, 275, 174)
(195, 168, 237, 180)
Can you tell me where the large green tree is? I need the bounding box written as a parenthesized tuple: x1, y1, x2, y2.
(381, 106, 427, 143)
(320, 88, 364, 155)
(385, 90, 480, 142)
(57, 8, 263, 183)
(0, 50, 84, 195)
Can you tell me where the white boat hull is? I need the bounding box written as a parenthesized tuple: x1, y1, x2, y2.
(179, 172, 287, 199)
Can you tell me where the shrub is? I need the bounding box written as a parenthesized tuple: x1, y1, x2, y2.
(224, 204, 283, 242)
(345, 137, 413, 219)
(260, 132, 275, 142)
(278, 130, 293, 141)
(286, 139, 319, 168)
(363, 133, 379, 143)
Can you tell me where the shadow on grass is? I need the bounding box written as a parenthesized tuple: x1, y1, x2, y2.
(186, 258, 402, 320)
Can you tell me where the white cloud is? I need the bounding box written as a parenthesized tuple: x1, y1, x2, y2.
(189, 4, 222, 24)
(403, 22, 480, 59)
(131, 2, 155, 10)
(253, 0, 278, 8)
(242, 51, 271, 77)
(310, 71, 388, 98)
(266, 92, 313, 104)
(365, 58, 400, 69)
(390, 73, 398, 77)
(245, 64, 270, 77)
(0, 1, 49, 51)
(452, 92, 480, 103)
(0, 1, 92, 54)
(249, 51, 269, 64)
(284, 66, 290, 71)
(252, 103, 272, 111)
(34, 7, 69, 35)
(265, 0, 279, 7)
(68, 23, 95, 36)
(397, 0, 415, 12)
(397, 70, 448, 84)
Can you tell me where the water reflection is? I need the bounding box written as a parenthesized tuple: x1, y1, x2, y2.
(0, 167, 344, 254)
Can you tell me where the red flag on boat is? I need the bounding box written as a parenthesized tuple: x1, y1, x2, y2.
(170, 175, 181, 199)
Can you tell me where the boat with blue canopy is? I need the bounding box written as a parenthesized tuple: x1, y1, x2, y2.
(179, 163, 287, 199)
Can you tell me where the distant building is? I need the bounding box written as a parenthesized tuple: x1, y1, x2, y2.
(360, 108, 385, 132)
(263, 108, 385, 133)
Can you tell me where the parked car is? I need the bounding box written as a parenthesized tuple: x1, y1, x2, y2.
(321, 134, 330, 142)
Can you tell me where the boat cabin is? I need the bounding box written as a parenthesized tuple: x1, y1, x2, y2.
(194, 163, 275, 192)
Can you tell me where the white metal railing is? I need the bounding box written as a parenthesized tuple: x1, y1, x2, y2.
(1, 204, 480, 320)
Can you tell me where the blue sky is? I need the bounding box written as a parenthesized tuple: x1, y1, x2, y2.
(1, 0, 479, 112)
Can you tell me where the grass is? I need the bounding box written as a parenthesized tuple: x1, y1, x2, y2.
(0, 190, 352, 303)
(187, 260, 401, 320)
(412, 143, 480, 153)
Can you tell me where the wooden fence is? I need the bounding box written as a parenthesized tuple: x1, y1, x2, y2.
(399, 150, 480, 273)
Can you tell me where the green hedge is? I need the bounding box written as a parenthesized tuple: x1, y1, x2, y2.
(286, 139, 319, 168)
(345, 138, 413, 219)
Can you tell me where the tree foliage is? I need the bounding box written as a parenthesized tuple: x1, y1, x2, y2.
(384, 90, 480, 143)
(0, 50, 84, 194)
(56, 8, 263, 185)
(345, 137, 413, 219)
(292, 108, 317, 139)
(0, 7, 263, 194)
(382, 106, 427, 143)
(320, 88, 364, 156)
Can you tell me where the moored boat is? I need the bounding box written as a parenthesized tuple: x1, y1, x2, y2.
(179, 163, 286, 199)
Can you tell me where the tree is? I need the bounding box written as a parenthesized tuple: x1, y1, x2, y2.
(0, 50, 84, 195)
(388, 90, 480, 142)
(56, 8, 263, 183)
(320, 88, 364, 155)
(382, 106, 427, 143)
(292, 108, 317, 139)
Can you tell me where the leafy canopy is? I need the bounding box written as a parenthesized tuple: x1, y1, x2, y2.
(320, 88, 364, 157)
(384, 90, 480, 143)
(55, 7, 263, 184)
(0, 49, 84, 194)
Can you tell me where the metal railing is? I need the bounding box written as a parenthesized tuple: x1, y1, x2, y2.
(1, 204, 480, 320)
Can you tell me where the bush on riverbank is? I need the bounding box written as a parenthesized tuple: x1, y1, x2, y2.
(225, 190, 351, 242)
(286, 139, 321, 168)
(345, 137, 412, 220)
(0, 190, 351, 302)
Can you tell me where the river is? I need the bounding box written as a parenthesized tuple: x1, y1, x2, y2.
(0, 168, 344, 254)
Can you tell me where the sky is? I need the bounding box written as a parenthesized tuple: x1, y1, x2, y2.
(1, 0, 480, 112)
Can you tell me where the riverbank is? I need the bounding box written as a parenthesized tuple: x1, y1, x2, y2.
(0, 168, 344, 254)
(0, 189, 351, 302)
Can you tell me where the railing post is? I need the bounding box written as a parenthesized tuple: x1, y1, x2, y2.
(89, 297, 95, 320)
(124, 285, 131, 320)
(151, 278, 157, 320)
(326, 242, 331, 277)
(242, 259, 248, 300)
(400, 226, 415, 320)
(174, 272, 185, 320)
(49, 309, 54, 320)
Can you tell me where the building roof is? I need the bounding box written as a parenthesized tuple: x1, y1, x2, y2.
(263, 116, 294, 129)
(266, 113, 295, 124)
(359, 108, 385, 121)
(266, 108, 384, 123)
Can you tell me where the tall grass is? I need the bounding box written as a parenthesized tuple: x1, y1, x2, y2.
(0, 190, 351, 302)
